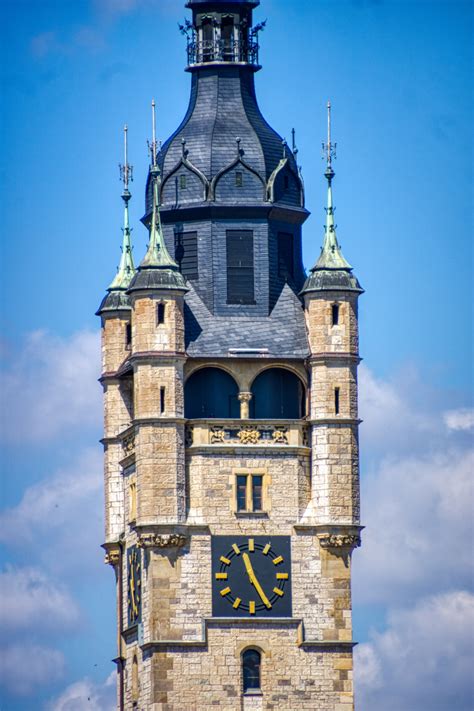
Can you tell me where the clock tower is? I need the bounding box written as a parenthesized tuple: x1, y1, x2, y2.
(98, 1, 363, 709)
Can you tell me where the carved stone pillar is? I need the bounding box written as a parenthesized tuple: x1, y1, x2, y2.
(238, 391, 253, 419)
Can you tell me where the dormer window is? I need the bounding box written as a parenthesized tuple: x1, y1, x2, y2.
(180, 174, 187, 190)
(235, 171, 243, 187)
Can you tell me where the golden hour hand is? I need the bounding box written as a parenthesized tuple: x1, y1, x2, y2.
(242, 552, 272, 609)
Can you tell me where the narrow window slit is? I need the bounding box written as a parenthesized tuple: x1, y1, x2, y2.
(334, 387, 340, 415)
(160, 387, 166, 414)
(332, 303, 339, 326)
(157, 302, 166, 325)
(180, 174, 187, 189)
(125, 322, 132, 346)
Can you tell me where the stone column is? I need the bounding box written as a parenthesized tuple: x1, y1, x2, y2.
(238, 391, 253, 419)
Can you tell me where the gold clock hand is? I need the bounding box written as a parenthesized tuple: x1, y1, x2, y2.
(242, 552, 272, 609)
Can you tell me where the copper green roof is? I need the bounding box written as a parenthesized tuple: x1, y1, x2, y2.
(128, 167, 188, 294)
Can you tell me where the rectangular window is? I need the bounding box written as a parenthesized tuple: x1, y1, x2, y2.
(277, 232, 294, 279)
(334, 387, 340, 415)
(175, 231, 198, 280)
(233, 471, 267, 513)
(180, 174, 187, 189)
(125, 322, 132, 347)
(160, 387, 166, 414)
(129, 476, 137, 522)
(235, 170, 243, 187)
(332, 303, 339, 326)
(226, 230, 255, 304)
(236, 475, 247, 512)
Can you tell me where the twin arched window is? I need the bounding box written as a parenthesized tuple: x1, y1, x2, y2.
(242, 648, 261, 693)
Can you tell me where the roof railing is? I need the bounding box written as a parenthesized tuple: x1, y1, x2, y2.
(187, 37, 259, 66)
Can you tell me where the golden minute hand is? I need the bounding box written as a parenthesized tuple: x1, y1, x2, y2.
(242, 552, 272, 609)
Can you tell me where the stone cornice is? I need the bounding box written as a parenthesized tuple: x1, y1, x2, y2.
(307, 353, 361, 365)
(308, 418, 362, 426)
(293, 523, 364, 551)
(129, 351, 187, 365)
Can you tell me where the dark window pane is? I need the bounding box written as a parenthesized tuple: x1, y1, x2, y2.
(236, 171, 243, 187)
(227, 230, 254, 304)
(237, 476, 247, 511)
(157, 303, 165, 324)
(175, 231, 198, 280)
(278, 232, 294, 279)
(332, 303, 339, 325)
(243, 649, 261, 692)
(335, 387, 340, 415)
(252, 476, 263, 511)
(125, 323, 132, 346)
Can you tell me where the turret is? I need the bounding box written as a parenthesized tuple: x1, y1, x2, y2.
(127, 101, 188, 527)
(301, 102, 363, 530)
(97, 126, 136, 546)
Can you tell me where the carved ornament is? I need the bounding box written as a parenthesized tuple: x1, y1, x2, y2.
(137, 533, 187, 549)
(317, 533, 361, 549)
(238, 428, 261, 444)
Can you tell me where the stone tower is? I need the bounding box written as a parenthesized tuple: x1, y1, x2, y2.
(98, 2, 363, 709)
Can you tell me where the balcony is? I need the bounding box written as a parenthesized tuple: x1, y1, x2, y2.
(185, 420, 309, 449)
(187, 38, 260, 67)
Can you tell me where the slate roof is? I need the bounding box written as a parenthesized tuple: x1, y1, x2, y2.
(184, 282, 309, 358)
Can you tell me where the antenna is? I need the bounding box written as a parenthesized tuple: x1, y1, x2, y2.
(322, 100, 337, 167)
(119, 124, 133, 193)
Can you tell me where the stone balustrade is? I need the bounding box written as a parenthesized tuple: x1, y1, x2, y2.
(185, 420, 309, 448)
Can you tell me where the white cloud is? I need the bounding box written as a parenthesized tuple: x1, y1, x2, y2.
(0, 447, 104, 576)
(444, 407, 474, 431)
(48, 672, 116, 711)
(0, 566, 80, 634)
(0, 644, 65, 696)
(353, 445, 473, 603)
(0, 329, 101, 444)
(355, 591, 474, 711)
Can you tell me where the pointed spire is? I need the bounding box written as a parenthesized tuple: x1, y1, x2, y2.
(301, 102, 362, 295)
(128, 101, 187, 294)
(108, 125, 136, 290)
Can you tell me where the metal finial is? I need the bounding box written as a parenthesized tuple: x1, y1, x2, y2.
(119, 124, 133, 192)
(282, 139, 287, 158)
(236, 137, 241, 156)
(181, 138, 187, 158)
(147, 99, 158, 168)
(291, 127, 298, 157)
(322, 100, 336, 169)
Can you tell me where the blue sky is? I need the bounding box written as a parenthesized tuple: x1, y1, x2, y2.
(1, 0, 473, 709)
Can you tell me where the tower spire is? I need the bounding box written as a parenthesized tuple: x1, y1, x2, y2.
(108, 124, 136, 290)
(301, 102, 362, 295)
(315, 101, 351, 271)
(140, 102, 178, 269)
(128, 103, 187, 293)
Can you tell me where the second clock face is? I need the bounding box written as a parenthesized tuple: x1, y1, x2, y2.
(212, 536, 292, 618)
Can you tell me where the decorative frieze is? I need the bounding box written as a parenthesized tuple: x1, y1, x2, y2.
(186, 420, 307, 447)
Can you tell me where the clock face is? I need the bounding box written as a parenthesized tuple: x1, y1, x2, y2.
(212, 536, 292, 618)
(127, 546, 142, 626)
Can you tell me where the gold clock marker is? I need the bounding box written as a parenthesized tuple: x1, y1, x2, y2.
(249, 601, 256, 614)
(263, 543, 271, 555)
(248, 538, 254, 552)
(215, 572, 228, 580)
(220, 556, 231, 565)
(273, 587, 284, 596)
(273, 555, 283, 565)
(232, 544, 241, 555)
(276, 573, 289, 580)
(220, 587, 231, 596)
(233, 597, 242, 609)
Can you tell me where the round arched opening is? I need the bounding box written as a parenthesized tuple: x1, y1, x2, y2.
(185, 367, 240, 419)
(250, 368, 305, 419)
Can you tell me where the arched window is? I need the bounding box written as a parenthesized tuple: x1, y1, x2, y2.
(185, 367, 240, 419)
(201, 18, 214, 61)
(221, 16, 234, 60)
(242, 648, 261, 693)
(250, 368, 305, 419)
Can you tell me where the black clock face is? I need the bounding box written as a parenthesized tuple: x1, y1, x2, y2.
(212, 536, 292, 618)
(127, 546, 142, 626)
